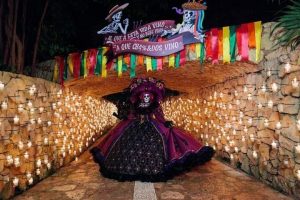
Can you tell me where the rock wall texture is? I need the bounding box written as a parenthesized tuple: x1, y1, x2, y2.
(162, 22, 300, 198)
(0, 72, 117, 199)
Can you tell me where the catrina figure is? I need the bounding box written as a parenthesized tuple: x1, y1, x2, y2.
(90, 77, 215, 182)
(97, 3, 130, 35)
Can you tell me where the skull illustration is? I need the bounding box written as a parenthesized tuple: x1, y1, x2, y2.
(183, 10, 196, 24)
(143, 93, 151, 103)
(112, 11, 122, 22)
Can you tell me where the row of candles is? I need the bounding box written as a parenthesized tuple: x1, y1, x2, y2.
(162, 65, 300, 180)
(0, 84, 117, 188)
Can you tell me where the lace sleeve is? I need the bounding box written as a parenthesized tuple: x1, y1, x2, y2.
(154, 106, 166, 123)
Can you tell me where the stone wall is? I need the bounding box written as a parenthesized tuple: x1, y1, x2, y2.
(0, 72, 117, 199)
(162, 22, 300, 197)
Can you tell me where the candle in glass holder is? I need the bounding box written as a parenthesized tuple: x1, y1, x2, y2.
(292, 77, 299, 89)
(0, 81, 4, 91)
(1, 101, 8, 110)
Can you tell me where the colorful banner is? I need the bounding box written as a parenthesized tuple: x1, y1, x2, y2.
(53, 21, 263, 84)
(112, 36, 184, 57)
(104, 20, 175, 44)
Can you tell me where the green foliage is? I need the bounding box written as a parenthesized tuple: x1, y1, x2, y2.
(271, 0, 300, 50)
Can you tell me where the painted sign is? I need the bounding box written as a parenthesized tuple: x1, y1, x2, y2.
(104, 20, 176, 44)
(112, 36, 184, 57)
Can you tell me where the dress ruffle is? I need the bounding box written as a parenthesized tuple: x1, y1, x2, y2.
(90, 145, 214, 182)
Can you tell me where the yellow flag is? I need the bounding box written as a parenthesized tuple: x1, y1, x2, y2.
(169, 54, 175, 67)
(102, 47, 107, 78)
(254, 21, 262, 62)
(223, 26, 230, 63)
(195, 43, 201, 58)
(146, 56, 152, 71)
(117, 56, 122, 77)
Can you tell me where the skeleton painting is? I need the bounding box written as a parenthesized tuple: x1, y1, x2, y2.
(163, 1, 206, 42)
(97, 3, 130, 35)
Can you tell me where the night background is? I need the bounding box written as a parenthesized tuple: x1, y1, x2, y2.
(0, 0, 291, 72)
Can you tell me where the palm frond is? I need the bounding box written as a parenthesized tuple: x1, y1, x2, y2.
(271, 0, 300, 50)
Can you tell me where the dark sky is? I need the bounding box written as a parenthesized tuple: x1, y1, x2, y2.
(74, 0, 289, 50)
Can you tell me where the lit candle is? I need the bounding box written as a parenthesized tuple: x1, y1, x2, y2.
(13, 177, 19, 187)
(276, 121, 281, 130)
(284, 62, 291, 73)
(271, 140, 277, 149)
(267, 68, 272, 77)
(1, 101, 8, 110)
(36, 168, 41, 175)
(27, 141, 32, 148)
(28, 177, 33, 185)
(297, 170, 300, 180)
(18, 104, 24, 113)
(297, 120, 300, 131)
(271, 83, 278, 92)
(14, 157, 20, 167)
(6, 155, 13, 165)
(261, 84, 267, 93)
(27, 101, 33, 108)
(295, 144, 300, 153)
(292, 77, 299, 89)
(267, 100, 273, 108)
(253, 151, 258, 159)
(13, 115, 19, 124)
(264, 119, 269, 127)
(24, 152, 29, 159)
(0, 81, 4, 90)
(36, 159, 41, 167)
(39, 107, 44, 113)
(18, 141, 24, 150)
(234, 147, 239, 153)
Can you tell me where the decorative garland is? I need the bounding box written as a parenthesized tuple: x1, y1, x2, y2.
(53, 21, 262, 85)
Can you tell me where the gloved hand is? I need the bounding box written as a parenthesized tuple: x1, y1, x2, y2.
(164, 121, 174, 128)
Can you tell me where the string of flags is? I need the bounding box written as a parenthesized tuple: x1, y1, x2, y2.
(53, 21, 262, 85)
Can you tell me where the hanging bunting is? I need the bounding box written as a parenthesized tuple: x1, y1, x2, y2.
(117, 56, 123, 77)
(205, 30, 212, 60)
(95, 48, 102, 76)
(152, 57, 157, 71)
(67, 55, 73, 76)
(248, 22, 256, 48)
(130, 54, 136, 78)
(157, 57, 163, 70)
(179, 48, 186, 66)
(53, 58, 59, 82)
(146, 56, 152, 71)
(169, 54, 175, 67)
(218, 28, 223, 60)
(229, 26, 237, 62)
(195, 43, 201, 58)
(64, 56, 68, 80)
(254, 21, 262, 62)
(222, 26, 230, 63)
(71, 53, 81, 79)
(211, 28, 219, 64)
(102, 47, 108, 78)
(237, 23, 249, 61)
(200, 42, 205, 63)
(175, 52, 180, 68)
(87, 49, 98, 76)
(137, 55, 144, 66)
(55, 56, 65, 85)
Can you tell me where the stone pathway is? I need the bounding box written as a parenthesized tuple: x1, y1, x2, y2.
(14, 150, 293, 200)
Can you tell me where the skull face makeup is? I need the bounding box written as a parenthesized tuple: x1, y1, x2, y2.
(143, 93, 151, 103)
